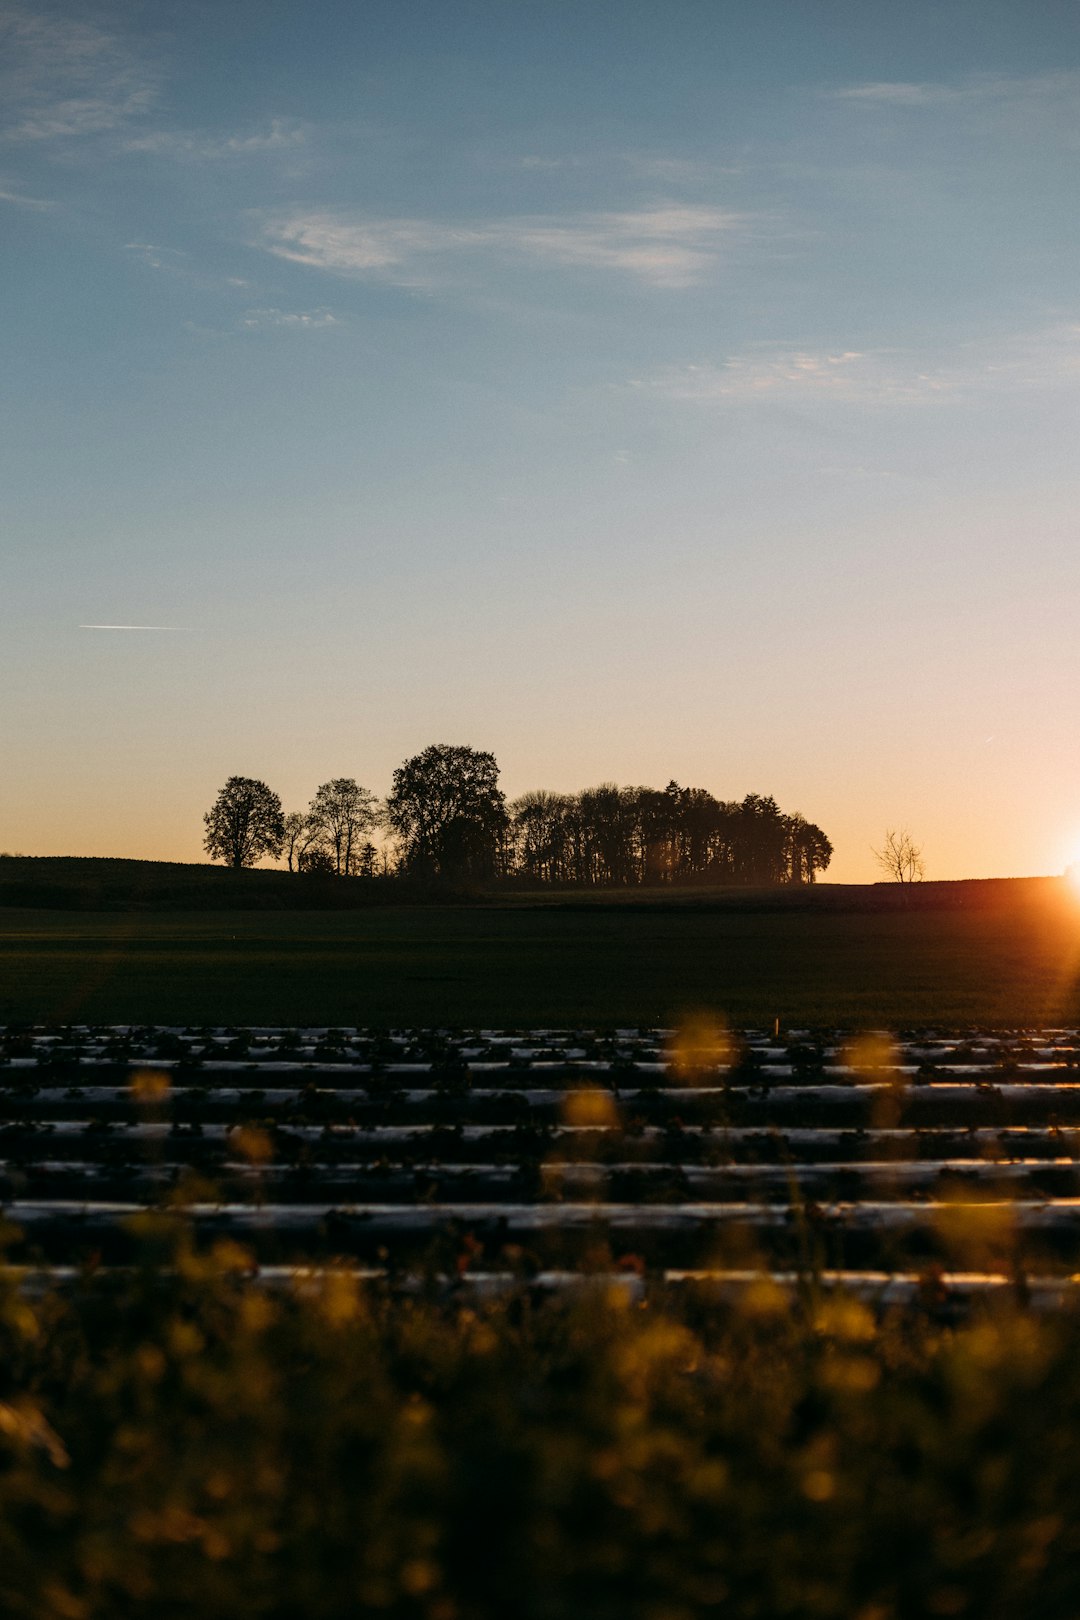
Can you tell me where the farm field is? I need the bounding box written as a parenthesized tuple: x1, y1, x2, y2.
(7, 877, 1080, 1611)
(4, 1021, 1080, 1283)
(4, 1023, 1080, 1614)
(4, 1020, 1080, 1613)
(3, 880, 1080, 1027)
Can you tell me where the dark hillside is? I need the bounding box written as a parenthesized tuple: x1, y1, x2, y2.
(0, 856, 425, 911)
(0, 855, 1065, 914)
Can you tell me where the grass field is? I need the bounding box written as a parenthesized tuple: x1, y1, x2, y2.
(4, 879, 1080, 1026)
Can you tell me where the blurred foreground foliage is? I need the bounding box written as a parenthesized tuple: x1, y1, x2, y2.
(1, 1247, 1079, 1619)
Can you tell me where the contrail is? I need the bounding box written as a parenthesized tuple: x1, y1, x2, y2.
(79, 624, 188, 631)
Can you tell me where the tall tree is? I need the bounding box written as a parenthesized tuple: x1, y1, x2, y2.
(574, 784, 642, 886)
(386, 744, 507, 879)
(203, 777, 285, 869)
(307, 779, 379, 876)
(510, 790, 574, 884)
(730, 794, 789, 885)
(784, 814, 834, 884)
(655, 782, 728, 882)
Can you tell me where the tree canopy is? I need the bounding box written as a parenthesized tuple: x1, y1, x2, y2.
(386, 744, 508, 880)
(206, 751, 832, 887)
(507, 781, 832, 886)
(307, 779, 379, 876)
(203, 777, 285, 868)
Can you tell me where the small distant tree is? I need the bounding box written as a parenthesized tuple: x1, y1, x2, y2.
(283, 810, 323, 873)
(874, 829, 925, 884)
(297, 845, 335, 877)
(203, 777, 285, 868)
(354, 840, 378, 878)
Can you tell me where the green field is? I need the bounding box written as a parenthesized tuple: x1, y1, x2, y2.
(4, 878, 1080, 1026)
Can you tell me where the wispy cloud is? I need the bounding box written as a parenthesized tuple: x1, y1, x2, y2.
(0, 180, 51, 208)
(832, 71, 1080, 108)
(183, 306, 341, 339)
(632, 327, 1080, 407)
(834, 82, 960, 106)
(622, 153, 741, 184)
(258, 204, 749, 289)
(124, 241, 188, 273)
(0, 3, 156, 142)
(516, 151, 739, 184)
(238, 306, 339, 330)
(124, 242, 253, 295)
(123, 118, 309, 160)
(78, 624, 187, 632)
(636, 350, 945, 406)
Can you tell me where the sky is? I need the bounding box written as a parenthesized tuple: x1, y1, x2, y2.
(3, 0, 1080, 881)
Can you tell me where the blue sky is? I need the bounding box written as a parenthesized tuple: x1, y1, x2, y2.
(3, 0, 1080, 878)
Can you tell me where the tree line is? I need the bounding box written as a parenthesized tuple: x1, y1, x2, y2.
(203, 743, 833, 886)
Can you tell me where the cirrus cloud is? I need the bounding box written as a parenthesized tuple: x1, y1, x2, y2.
(238, 306, 339, 330)
(258, 204, 750, 289)
(122, 117, 310, 161)
(831, 70, 1080, 108)
(632, 326, 1080, 409)
(0, 2, 157, 142)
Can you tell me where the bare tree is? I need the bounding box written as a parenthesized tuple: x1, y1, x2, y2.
(281, 810, 310, 874)
(874, 829, 925, 884)
(283, 810, 330, 874)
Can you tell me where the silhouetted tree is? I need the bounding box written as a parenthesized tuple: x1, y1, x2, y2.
(875, 829, 924, 884)
(574, 784, 641, 885)
(203, 777, 284, 869)
(507, 780, 832, 888)
(655, 782, 730, 881)
(387, 744, 507, 880)
(263, 758, 832, 890)
(283, 810, 323, 873)
(354, 840, 378, 878)
(510, 790, 574, 883)
(307, 778, 379, 876)
(297, 845, 335, 877)
(727, 794, 788, 884)
(784, 813, 833, 884)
